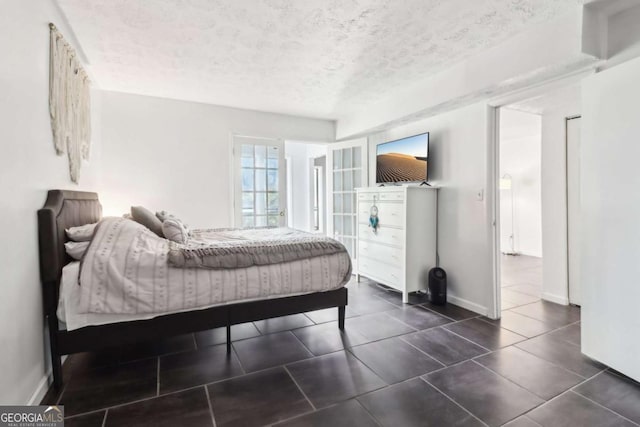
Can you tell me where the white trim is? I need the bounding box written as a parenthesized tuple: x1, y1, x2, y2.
(542, 291, 569, 305)
(487, 65, 598, 108)
(285, 156, 293, 228)
(488, 106, 501, 320)
(228, 132, 236, 227)
(447, 294, 488, 317)
(27, 374, 51, 406)
(27, 355, 68, 405)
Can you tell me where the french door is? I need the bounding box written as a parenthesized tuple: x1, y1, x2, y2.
(327, 138, 368, 261)
(233, 136, 286, 228)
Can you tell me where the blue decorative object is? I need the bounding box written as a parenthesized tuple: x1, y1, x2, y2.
(369, 200, 379, 233)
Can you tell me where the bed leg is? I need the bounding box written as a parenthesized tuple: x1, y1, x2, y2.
(51, 352, 63, 390)
(48, 316, 63, 390)
(226, 324, 231, 355)
(338, 306, 346, 330)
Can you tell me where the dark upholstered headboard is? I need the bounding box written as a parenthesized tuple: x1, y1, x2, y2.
(38, 190, 102, 315)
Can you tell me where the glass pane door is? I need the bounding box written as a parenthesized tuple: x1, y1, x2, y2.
(327, 139, 367, 260)
(234, 136, 286, 228)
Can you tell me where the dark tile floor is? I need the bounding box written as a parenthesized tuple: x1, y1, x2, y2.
(501, 255, 542, 310)
(43, 278, 640, 427)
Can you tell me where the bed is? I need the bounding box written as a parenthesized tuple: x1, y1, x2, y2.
(38, 190, 349, 389)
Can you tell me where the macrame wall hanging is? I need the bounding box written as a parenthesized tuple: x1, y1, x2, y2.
(49, 23, 91, 184)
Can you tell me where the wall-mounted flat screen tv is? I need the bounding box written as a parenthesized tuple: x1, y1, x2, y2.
(376, 132, 429, 184)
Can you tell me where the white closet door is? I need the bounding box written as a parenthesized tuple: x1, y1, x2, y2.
(567, 117, 581, 305)
(327, 138, 368, 262)
(233, 136, 286, 228)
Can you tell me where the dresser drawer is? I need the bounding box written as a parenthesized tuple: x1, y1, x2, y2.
(358, 201, 404, 227)
(377, 202, 404, 228)
(358, 240, 403, 268)
(358, 202, 375, 224)
(358, 224, 403, 247)
(359, 256, 402, 287)
(357, 192, 378, 201)
(379, 191, 405, 201)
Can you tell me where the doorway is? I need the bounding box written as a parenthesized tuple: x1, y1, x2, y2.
(497, 108, 544, 310)
(493, 83, 582, 315)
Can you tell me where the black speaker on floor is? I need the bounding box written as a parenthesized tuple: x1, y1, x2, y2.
(428, 267, 447, 305)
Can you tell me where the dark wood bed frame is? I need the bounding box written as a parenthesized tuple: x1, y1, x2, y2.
(38, 190, 347, 390)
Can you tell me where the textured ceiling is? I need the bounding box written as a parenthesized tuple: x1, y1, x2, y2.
(58, 0, 584, 119)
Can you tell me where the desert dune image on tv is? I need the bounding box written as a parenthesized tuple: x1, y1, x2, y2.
(376, 133, 428, 183)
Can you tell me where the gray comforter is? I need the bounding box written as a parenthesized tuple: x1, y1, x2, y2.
(168, 227, 349, 269)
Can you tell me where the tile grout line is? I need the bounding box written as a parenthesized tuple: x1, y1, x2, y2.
(475, 315, 573, 343)
(265, 407, 318, 427)
(469, 359, 547, 403)
(286, 330, 317, 359)
(379, 310, 419, 332)
(203, 385, 217, 427)
(419, 376, 490, 427)
(510, 341, 595, 380)
(156, 357, 160, 396)
(398, 333, 453, 367)
(230, 343, 247, 375)
(395, 336, 447, 368)
(283, 365, 316, 411)
(474, 345, 590, 388)
(100, 409, 108, 427)
(513, 369, 631, 423)
(439, 325, 493, 353)
(353, 399, 384, 427)
(569, 389, 640, 427)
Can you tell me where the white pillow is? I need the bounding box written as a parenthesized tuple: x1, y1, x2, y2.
(162, 218, 189, 244)
(65, 241, 90, 260)
(65, 223, 97, 242)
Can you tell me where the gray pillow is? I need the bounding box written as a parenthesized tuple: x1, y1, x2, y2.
(162, 218, 189, 244)
(156, 210, 176, 222)
(131, 206, 164, 237)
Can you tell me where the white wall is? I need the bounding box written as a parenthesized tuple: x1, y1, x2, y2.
(100, 91, 334, 228)
(606, 5, 640, 65)
(0, 1, 102, 404)
(284, 141, 327, 232)
(499, 109, 542, 257)
(368, 103, 494, 316)
(581, 56, 640, 382)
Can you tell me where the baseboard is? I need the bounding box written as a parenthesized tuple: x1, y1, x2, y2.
(516, 250, 542, 258)
(27, 372, 51, 406)
(446, 294, 488, 316)
(26, 355, 67, 405)
(542, 292, 569, 305)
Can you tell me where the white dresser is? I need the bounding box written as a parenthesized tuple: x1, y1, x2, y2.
(355, 186, 438, 303)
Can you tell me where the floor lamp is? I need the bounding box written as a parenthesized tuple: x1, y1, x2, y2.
(500, 174, 517, 255)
